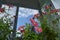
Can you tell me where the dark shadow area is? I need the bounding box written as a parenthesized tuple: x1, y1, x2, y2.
(0, 0, 39, 9)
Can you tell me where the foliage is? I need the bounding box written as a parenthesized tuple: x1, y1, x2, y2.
(22, 5, 60, 40)
(0, 18, 12, 40)
(23, 23, 58, 40)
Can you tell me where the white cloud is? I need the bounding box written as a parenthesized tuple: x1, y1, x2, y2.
(18, 7, 39, 17)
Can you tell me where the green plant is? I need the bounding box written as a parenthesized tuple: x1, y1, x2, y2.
(0, 18, 12, 40)
(22, 5, 59, 40)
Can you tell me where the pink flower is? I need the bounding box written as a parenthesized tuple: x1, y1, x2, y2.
(33, 14, 40, 18)
(35, 27, 42, 33)
(18, 26, 24, 30)
(51, 9, 60, 13)
(38, 28, 42, 33)
(0, 8, 4, 12)
(18, 26, 25, 33)
(30, 18, 38, 27)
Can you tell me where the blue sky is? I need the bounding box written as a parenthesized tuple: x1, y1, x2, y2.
(17, 7, 39, 30)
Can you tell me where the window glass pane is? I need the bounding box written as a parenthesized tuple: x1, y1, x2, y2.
(16, 7, 39, 37)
